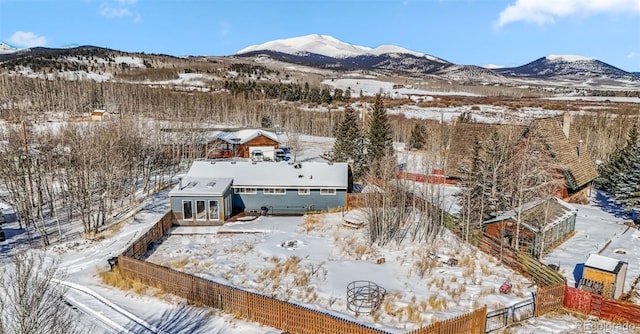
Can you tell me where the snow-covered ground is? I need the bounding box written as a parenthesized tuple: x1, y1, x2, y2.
(0, 129, 638, 333)
(146, 213, 535, 332)
(542, 193, 640, 298)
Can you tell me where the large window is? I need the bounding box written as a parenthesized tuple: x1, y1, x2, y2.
(196, 200, 206, 220)
(235, 187, 257, 194)
(320, 188, 336, 195)
(263, 187, 286, 195)
(208, 200, 219, 220)
(182, 200, 193, 220)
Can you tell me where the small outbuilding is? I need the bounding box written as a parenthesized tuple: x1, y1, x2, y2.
(91, 109, 107, 121)
(482, 197, 577, 258)
(579, 254, 628, 299)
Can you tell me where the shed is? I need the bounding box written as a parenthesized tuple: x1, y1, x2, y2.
(482, 197, 577, 258)
(91, 109, 106, 121)
(579, 254, 628, 299)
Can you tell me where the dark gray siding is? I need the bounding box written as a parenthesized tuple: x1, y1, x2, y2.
(233, 188, 347, 214)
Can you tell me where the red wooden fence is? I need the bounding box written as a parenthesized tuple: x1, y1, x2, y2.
(564, 286, 640, 325)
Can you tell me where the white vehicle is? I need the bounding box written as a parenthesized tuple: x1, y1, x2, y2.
(251, 150, 264, 162)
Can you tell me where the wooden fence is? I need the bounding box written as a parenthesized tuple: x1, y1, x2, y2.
(118, 256, 393, 334)
(564, 286, 640, 325)
(117, 211, 488, 334)
(405, 306, 486, 334)
(478, 234, 565, 287)
(121, 210, 175, 258)
(534, 283, 566, 317)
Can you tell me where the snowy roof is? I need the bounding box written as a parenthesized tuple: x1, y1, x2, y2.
(584, 254, 627, 273)
(168, 177, 233, 196)
(214, 129, 278, 145)
(483, 197, 577, 233)
(182, 160, 348, 188)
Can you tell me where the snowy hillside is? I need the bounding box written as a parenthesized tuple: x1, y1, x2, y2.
(495, 54, 638, 81)
(0, 41, 19, 54)
(237, 34, 442, 61)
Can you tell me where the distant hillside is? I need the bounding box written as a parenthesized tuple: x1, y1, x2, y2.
(494, 55, 638, 81)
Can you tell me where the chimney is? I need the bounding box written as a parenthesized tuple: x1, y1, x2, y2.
(562, 113, 571, 139)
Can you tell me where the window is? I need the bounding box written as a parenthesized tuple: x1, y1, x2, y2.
(235, 187, 257, 194)
(196, 200, 206, 220)
(182, 200, 193, 220)
(263, 187, 286, 195)
(298, 188, 310, 195)
(320, 188, 336, 195)
(208, 200, 219, 220)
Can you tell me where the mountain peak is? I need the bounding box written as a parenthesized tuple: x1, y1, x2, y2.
(0, 41, 19, 54)
(546, 54, 594, 62)
(236, 34, 440, 60)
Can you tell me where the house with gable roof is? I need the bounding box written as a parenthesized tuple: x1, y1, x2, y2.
(169, 160, 349, 225)
(208, 128, 280, 160)
(445, 114, 598, 202)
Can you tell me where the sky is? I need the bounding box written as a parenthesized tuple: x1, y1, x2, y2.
(0, 0, 639, 71)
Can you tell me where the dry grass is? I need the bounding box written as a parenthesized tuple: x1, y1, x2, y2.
(301, 214, 322, 233)
(99, 267, 149, 294)
(427, 295, 448, 310)
(168, 258, 190, 269)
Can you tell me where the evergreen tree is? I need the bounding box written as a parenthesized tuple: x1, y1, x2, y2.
(454, 138, 485, 242)
(596, 124, 640, 209)
(260, 115, 273, 128)
(366, 94, 394, 177)
(407, 123, 427, 150)
(331, 105, 366, 180)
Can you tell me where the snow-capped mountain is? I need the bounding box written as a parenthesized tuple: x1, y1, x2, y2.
(237, 34, 442, 61)
(0, 41, 19, 54)
(235, 34, 511, 83)
(494, 55, 638, 81)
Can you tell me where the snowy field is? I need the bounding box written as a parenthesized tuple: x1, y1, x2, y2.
(146, 213, 536, 332)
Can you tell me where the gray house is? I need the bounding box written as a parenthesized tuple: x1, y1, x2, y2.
(169, 160, 349, 225)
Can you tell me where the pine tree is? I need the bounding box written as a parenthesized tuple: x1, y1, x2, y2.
(331, 105, 367, 180)
(596, 124, 640, 210)
(366, 94, 394, 177)
(407, 123, 427, 150)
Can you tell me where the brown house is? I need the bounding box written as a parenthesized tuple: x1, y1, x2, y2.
(208, 129, 280, 160)
(445, 114, 598, 201)
(482, 197, 577, 258)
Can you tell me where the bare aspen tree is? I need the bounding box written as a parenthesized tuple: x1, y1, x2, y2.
(0, 250, 86, 334)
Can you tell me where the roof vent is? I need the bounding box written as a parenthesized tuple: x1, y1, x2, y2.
(298, 174, 304, 178)
(294, 163, 302, 169)
(252, 161, 257, 165)
(210, 161, 216, 164)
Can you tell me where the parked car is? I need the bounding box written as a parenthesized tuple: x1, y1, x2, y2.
(275, 148, 286, 161)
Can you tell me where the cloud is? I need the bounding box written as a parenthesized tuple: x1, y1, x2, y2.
(495, 0, 640, 28)
(100, 0, 140, 22)
(7, 31, 47, 48)
(628, 51, 638, 59)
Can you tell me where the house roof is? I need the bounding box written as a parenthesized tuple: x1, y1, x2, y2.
(214, 129, 279, 145)
(585, 254, 627, 274)
(483, 197, 577, 233)
(181, 160, 348, 188)
(445, 123, 525, 179)
(445, 116, 598, 190)
(531, 116, 598, 189)
(168, 177, 233, 197)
